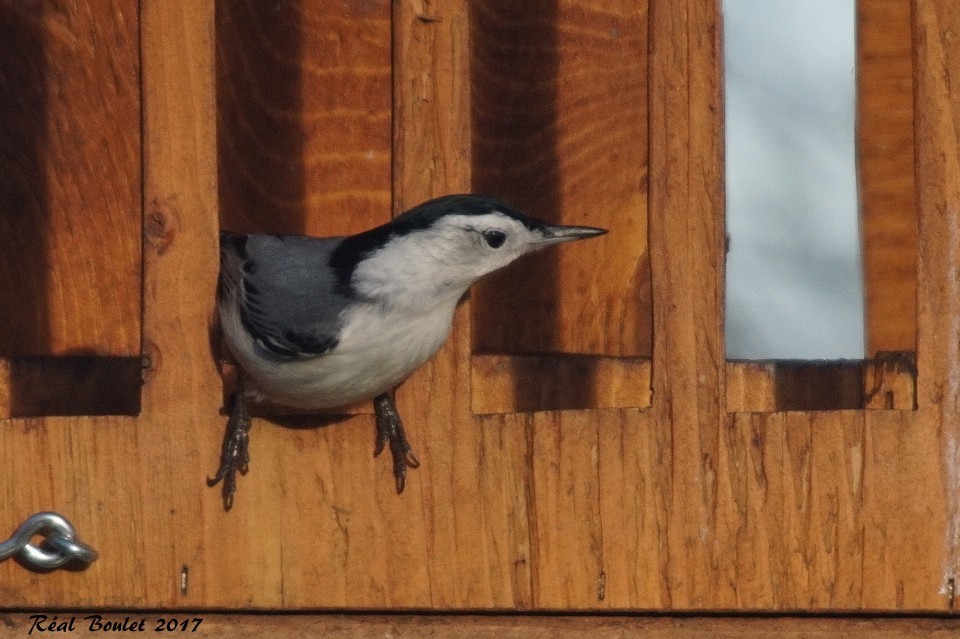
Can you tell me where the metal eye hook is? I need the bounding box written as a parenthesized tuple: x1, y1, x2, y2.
(0, 511, 99, 571)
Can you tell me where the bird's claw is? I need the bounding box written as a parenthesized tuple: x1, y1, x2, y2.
(208, 389, 252, 511)
(373, 393, 420, 493)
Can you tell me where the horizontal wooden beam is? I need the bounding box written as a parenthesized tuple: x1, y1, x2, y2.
(726, 353, 916, 412)
(3, 613, 960, 638)
(0, 356, 142, 418)
(471, 354, 651, 414)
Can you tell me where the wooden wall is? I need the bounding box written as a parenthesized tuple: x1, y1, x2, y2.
(0, 1, 142, 417)
(0, 1, 957, 633)
(0, 0, 140, 358)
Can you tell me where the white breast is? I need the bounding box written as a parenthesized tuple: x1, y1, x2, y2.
(222, 296, 460, 410)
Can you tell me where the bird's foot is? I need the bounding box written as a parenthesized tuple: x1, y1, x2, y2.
(208, 389, 252, 511)
(373, 392, 420, 493)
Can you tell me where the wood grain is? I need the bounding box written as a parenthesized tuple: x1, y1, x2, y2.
(726, 357, 916, 413)
(3, 0, 960, 616)
(8, 613, 960, 638)
(858, 0, 917, 356)
(0, 0, 140, 357)
(914, 0, 960, 598)
(646, 0, 727, 608)
(471, 354, 651, 413)
(391, 0, 534, 608)
(216, 0, 391, 236)
(0, 356, 141, 418)
(470, 0, 651, 359)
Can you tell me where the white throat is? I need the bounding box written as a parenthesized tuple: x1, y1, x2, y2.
(351, 232, 474, 309)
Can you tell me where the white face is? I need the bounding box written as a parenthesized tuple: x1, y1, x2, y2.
(425, 213, 547, 281)
(353, 212, 551, 307)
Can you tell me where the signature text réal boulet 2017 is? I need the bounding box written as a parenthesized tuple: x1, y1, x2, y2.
(27, 615, 203, 634)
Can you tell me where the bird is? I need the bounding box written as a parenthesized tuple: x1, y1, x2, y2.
(209, 194, 607, 510)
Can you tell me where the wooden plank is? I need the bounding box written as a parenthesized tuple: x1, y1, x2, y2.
(914, 0, 960, 600)
(726, 361, 865, 412)
(138, 0, 226, 607)
(725, 357, 916, 413)
(8, 613, 960, 638)
(466, 0, 651, 607)
(647, 0, 727, 608)
(0, 0, 140, 357)
(862, 351, 917, 410)
(859, 410, 946, 608)
(470, 0, 651, 358)
(737, 411, 869, 608)
(710, 410, 946, 610)
(471, 355, 651, 413)
(216, 0, 391, 236)
(0, 357, 141, 418)
(391, 0, 534, 608)
(857, 0, 917, 356)
(3, 0, 960, 614)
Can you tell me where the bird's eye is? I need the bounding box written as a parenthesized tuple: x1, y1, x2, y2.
(482, 230, 507, 248)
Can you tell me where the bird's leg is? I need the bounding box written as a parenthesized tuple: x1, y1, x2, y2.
(208, 372, 252, 511)
(373, 391, 420, 493)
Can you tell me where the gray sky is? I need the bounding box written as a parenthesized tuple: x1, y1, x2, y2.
(723, 0, 864, 359)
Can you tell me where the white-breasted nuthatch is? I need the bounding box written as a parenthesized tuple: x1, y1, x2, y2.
(210, 194, 606, 509)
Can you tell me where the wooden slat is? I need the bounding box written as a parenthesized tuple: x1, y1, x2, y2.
(0, 357, 141, 418)
(857, 0, 917, 356)
(647, 0, 727, 608)
(216, 0, 392, 236)
(139, 0, 224, 607)
(4, 0, 960, 614)
(862, 351, 917, 409)
(0, 0, 140, 356)
(914, 0, 960, 597)
(8, 613, 960, 638)
(471, 354, 651, 413)
(465, 1, 652, 607)
(470, 0, 651, 358)
(0, 0, 219, 608)
(391, 0, 534, 608)
(725, 357, 916, 413)
(726, 361, 865, 412)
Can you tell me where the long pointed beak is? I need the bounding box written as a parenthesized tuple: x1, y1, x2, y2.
(537, 224, 608, 246)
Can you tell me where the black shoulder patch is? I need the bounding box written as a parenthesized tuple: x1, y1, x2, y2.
(329, 225, 394, 297)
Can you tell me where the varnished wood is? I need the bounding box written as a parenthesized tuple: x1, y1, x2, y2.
(8, 613, 960, 638)
(471, 355, 651, 413)
(914, 0, 960, 597)
(3, 0, 960, 616)
(725, 357, 916, 413)
(858, 0, 917, 356)
(862, 351, 917, 409)
(216, 0, 391, 236)
(0, 357, 141, 418)
(0, 0, 140, 357)
(726, 361, 864, 412)
(647, 0, 726, 608)
(470, 0, 651, 359)
(391, 0, 534, 608)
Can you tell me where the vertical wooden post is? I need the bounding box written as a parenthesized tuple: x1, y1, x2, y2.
(648, 0, 727, 606)
(392, 0, 534, 608)
(858, 0, 918, 356)
(141, 0, 224, 605)
(914, 0, 960, 595)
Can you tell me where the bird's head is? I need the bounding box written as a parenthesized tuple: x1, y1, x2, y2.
(337, 194, 607, 307)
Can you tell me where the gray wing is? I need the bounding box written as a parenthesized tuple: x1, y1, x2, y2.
(219, 232, 349, 357)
